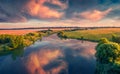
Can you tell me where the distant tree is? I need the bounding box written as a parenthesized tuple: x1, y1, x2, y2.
(80, 36, 84, 43)
(57, 31, 67, 39)
(81, 36, 84, 40)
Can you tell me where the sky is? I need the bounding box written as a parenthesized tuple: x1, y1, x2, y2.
(0, 0, 120, 28)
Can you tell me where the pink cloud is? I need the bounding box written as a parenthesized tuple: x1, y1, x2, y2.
(22, 0, 67, 19)
(74, 8, 112, 21)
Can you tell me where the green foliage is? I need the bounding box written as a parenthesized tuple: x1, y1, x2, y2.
(96, 42, 120, 63)
(96, 38, 109, 50)
(112, 34, 120, 44)
(81, 36, 84, 40)
(95, 38, 120, 74)
(57, 31, 67, 39)
(8, 35, 25, 48)
(0, 34, 11, 44)
(0, 34, 25, 49)
(26, 33, 37, 36)
(99, 38, 109, 43)
(0, 30, 56, 58)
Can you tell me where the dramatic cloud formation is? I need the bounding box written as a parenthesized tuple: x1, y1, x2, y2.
(0, 0, 68, 22)
(0, 0, 120, 24)
(23, 0, 67, 19)
(77, 8, 112, 21)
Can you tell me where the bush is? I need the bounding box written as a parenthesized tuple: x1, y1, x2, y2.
(112, 34, 120, 44)
(0, 34, 11, 44)
(95, 38, 120, 74)
(96, 38, 109, 50)
(8, 35, 25, 48)
(96, 42, 120, 63)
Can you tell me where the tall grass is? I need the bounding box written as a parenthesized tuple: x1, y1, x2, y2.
(62, 28, 120, 42)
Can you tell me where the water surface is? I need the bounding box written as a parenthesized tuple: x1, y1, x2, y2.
(0, 34, 97, 74)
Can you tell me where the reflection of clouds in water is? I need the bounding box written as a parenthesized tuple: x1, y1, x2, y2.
(0, 34, 97, 74)
(43, 60, 67, 74)
(29, 41, 50, 48)
(80, 48, 96, 59)
(62, 47, 96, 74)
(25, 54, 45, 74)
(24, 43, 96, 74)
(25, 34, 96, 74)
(25, 48, 66, 74)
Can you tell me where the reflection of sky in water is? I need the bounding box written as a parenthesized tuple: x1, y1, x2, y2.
(0, 34, 97, 74)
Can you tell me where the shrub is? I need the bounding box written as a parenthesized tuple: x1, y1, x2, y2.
(95, 38, 120, 74)
(112, 34, 120, 44)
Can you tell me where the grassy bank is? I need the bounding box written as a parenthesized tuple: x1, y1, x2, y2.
(58, 28, 120, 42)
(0, 30, 57, 58)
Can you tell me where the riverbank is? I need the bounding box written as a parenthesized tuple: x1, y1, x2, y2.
(0, 30, 58, 56)
(57, 28, 120, 42)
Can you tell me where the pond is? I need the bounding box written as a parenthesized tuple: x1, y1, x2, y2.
(0, 34, 97, 74)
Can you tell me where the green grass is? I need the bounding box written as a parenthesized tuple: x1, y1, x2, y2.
(61, 28, 120, 42)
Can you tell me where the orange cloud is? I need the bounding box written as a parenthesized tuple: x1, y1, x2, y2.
(75, 8, 112, 21)
(23, 0, 67, 19)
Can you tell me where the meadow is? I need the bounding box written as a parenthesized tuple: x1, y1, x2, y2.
(59, 28, 120, 42)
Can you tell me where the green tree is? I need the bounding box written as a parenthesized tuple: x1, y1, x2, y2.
(57, 31, 67, 39)
(95, 38, 120, 74)
(96, 38, 109, 50)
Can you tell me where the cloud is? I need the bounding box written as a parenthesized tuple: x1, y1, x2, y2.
(74, 8, 112, 21)
(46, 0, 68, 9)
(0, 0, 28, 22)
(0, 0, 119, 23)
(0, 0, 68, 22)
(0, 14, 27, 22)
(22, 0, 68, 19)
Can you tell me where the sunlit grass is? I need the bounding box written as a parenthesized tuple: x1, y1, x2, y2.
(63, 28, 120, 42)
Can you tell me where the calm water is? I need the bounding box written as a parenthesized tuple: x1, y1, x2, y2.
(0, 34, 97, 74)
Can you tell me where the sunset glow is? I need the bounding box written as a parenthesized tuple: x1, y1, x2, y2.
(0, 0, 119, 27)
